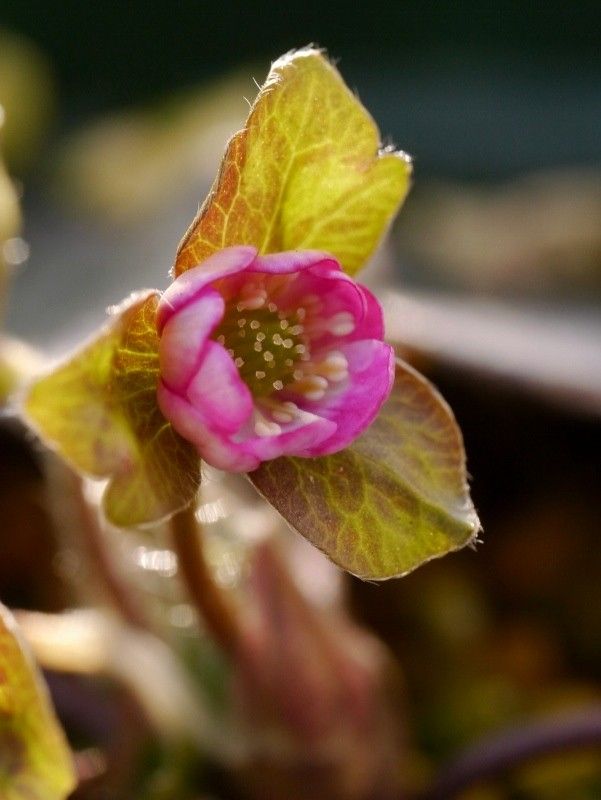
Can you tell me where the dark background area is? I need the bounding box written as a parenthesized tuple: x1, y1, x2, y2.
(2, 1, 600, 179)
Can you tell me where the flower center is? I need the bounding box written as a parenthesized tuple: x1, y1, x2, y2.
(213, 300, 307, 397)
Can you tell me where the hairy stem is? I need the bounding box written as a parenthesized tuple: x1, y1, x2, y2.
(170, 503, 240, 656)
(422, 706, 601, 799)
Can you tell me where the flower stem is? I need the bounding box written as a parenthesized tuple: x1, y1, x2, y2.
(421, 706, 601, 799)
(170, 503, 240, 656)
(70, 472, 152, 632)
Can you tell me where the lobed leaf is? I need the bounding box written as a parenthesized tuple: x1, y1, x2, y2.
(24, 291, 200, 526)
(250, 359, 480, 580)
(0, 603, 75, 800)
(174, 48, 411, 277)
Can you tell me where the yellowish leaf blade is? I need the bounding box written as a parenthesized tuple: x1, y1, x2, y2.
(0, 603, 76, 800)
(174, 48, 411, 277)
(250, 359, 480, 580)
(23, 292, 200, 527)
(0, 110, 21, 292)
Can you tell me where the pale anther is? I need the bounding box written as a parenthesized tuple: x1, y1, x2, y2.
(250, 320, 260, 330)
(255, 420, 282, 437)
(272, 379, 284, 390)
(237, 292, 266, 311)
(254, 342, 263, 352)
(329, 312, 355, 336)
(256, 332, 266, 341)
(263, 351, 274, 362)
(255, 370, 266, 379)
(234, 357, 244, 368)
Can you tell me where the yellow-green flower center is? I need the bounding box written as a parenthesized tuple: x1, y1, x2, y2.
(213, 302, 306, 397)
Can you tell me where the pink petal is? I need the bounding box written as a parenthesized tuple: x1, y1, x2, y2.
(158, 376, 336, 472)
(157, 382, 259, 472)
(157, 246, 257, 331)
(296, 340, 395, 457)
(275, 266, 371, 346)
(186, 341, 253, 434)
(158, 291, 224, 392)
(248, 412, 337, 464)
(251, 250, 337, 275)
(347, 283, 385, 342)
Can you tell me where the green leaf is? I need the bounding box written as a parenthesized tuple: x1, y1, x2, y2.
(175, 47, 411, 277)
(0, 603, 76, 800)
(250, 359, 480, 580)
(24, 291, 200, 526)
(0, 113, 20, 289)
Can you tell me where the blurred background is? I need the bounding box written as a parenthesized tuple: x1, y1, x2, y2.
(0, 2, 600, 798)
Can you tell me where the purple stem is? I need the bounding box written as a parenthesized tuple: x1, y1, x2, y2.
(421, 706, 601, 799)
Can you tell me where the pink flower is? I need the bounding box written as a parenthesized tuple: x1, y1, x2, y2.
(156, 246, 394, 472)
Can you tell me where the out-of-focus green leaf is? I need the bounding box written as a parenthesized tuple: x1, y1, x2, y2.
(24, 291, 200, 526)
(175, 47, 411, 277)
(250, 359, 480, 580)
(0, 602, 75, 800)
(0, 113, 20, 289)
(0, 31, 55, 172)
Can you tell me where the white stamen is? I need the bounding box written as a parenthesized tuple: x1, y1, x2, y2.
(272, 379, 284, 391)
(255, 420, 282, 437)
(283, 338, 293, 348)
(237, 318, 246, 327)
(261, 399, 299, 424)
(263, 351, 274, 362)
(329, 312, 355, 336)
(250, 320, 260, 330)
(280, 319, 289, 330)
(234, 357, 244, 368)
(268, 302, 278, 313)
(256, 332, 266, 342)
(291, 375, 328, 401)
(320, 350, 349, 381)
(237, 291, 266, 311)
(254, 342, 263, 352)
(272, 333, 283, 345)
(255, 370, 266, 379)
(288, 324, 304, 335)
